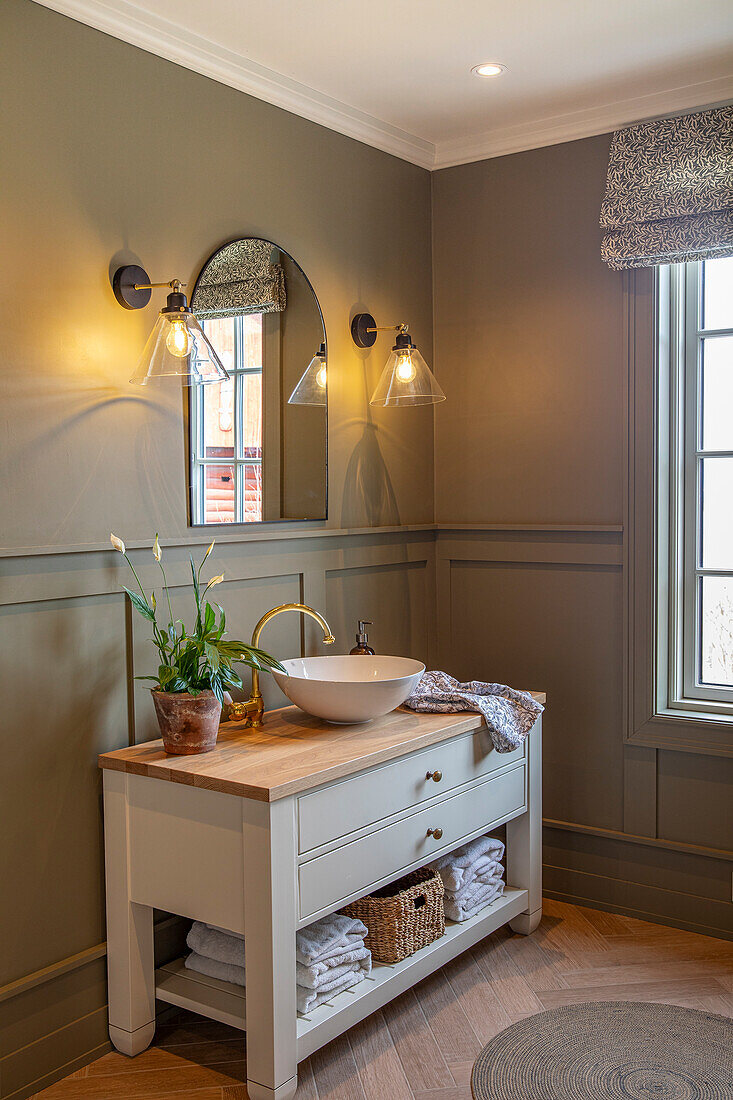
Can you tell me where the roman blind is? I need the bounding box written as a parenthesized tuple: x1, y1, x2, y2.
(600, 104, 733, 270)
(192, 238, 286, 319)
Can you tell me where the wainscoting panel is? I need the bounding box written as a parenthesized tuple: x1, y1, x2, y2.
(437, 547, 625, 835)
(656, 749, 733, 852)
(326, 559, 431, 664)
(0, 594, 127, 986)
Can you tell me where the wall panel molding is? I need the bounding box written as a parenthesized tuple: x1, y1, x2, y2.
(544, 825, 733, 940)
(544, 818, 733, 863)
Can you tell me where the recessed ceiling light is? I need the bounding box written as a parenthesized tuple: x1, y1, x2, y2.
(471, 62, 506, 78)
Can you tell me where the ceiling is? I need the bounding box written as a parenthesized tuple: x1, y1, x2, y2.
(34, 0, 733, 168)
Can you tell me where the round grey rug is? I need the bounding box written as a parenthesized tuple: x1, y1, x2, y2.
(471, 1002, 733, 1100)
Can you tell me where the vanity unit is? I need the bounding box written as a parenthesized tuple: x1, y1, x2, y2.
(99, 699, 543, 1100)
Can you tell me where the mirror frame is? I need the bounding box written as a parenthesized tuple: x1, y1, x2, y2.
(185, 237, 328, 528)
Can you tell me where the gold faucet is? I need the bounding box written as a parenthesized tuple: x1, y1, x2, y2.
(226, 603, 335, 727)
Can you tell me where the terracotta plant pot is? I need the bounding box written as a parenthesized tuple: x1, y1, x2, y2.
(151, 690, 222, 755)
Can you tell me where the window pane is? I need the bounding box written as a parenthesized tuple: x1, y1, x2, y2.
(702, 256, 733, 332)
(203, 379, 235, 457)
(203, 464, 236, 524)
(701, 457, 733, 568)
(201, 317, 236, 373)
(241, 463, 262, 522)
(701, 336, 733, 450)
(240, 372, 262, 456)
(242, 313, 263, 369)
(700, 575, 733, 686)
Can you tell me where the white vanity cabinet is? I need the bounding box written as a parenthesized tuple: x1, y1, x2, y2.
(99, 699, 543, 1100)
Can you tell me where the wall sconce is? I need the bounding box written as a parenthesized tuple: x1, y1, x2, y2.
(112, 264, 229, 385)
(288, 342, 327, 406)
(351, 313, 445, 407)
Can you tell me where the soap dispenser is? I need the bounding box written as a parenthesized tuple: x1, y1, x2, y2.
(350, 620, 375, 655)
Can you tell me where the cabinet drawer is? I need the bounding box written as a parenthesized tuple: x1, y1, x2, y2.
(297, 728, 525, 854)
(298, 762, 525, 920)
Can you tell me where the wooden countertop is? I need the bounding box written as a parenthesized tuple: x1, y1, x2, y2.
(98, 694, 545, 802)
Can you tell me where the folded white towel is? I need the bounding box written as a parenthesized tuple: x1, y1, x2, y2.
(297, 967, 366, 1014)
(296, 952, 371, 990)
(199, 913, 368, 969)
(207, 922, 243, 940)
(187, 922, 246, 968)
(444, 878, 505, 922)
(448, 859, 502, 903)
(429, 835, 505, 894)
(296, 946, 371, 988)
(295, 913, 368, 967)
(184, 951, 371, 1017)
(185, 951, 246, 986)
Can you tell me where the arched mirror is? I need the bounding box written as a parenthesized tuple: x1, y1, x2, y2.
(188, 238, 327, 525)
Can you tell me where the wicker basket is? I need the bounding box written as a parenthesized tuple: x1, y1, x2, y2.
(343, 868, 445, 964)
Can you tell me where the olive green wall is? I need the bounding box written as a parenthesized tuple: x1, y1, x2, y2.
(432, 138, 733, 943)
(0, 3, 434, 1096)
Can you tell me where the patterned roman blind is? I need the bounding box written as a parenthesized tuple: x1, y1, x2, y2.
(600, 105, 733, 270)
(192, 238, 286, 319)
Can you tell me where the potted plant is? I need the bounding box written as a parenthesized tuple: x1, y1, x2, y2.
(110, 533, 285, 754)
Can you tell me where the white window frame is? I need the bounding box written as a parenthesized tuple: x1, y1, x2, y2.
(658, 260, 733, 720)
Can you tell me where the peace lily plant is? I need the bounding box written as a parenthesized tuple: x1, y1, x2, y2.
(110, 533, 285, 753)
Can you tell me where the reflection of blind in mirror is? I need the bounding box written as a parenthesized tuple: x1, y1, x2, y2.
(191, 314, 264, 524)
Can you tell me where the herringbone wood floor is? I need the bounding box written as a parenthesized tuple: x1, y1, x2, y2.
(35, 900, 733, 1100)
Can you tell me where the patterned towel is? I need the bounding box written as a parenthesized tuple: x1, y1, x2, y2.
(404, 671, 543, 753)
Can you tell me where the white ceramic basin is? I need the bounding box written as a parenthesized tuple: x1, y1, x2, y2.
(272, 654, 425, 724)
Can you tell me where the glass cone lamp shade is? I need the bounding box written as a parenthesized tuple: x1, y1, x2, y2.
(370, 335, 445, 407)
(288, 342, 327, 406)
(130, 307, 229, 385)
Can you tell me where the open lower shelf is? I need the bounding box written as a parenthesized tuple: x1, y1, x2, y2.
(155, 886, 529, 1060)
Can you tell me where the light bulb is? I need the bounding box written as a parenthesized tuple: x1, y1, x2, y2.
(166, 318, 192, 358)
(316, 363, 327, 388)
(395, 351, 416, 383)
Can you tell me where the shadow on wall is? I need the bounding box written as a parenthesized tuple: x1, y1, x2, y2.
(341, 421, 401, 529)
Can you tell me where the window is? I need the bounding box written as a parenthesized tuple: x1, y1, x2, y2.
(189, 314, 264, 524)
(658, 256, 733, 718)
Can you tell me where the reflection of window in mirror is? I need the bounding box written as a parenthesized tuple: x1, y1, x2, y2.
(190, 314, 272, 523)
(188, 238, 327, 525)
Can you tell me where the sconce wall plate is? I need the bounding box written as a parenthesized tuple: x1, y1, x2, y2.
(112, 265, 152, 310)
(351, 312, 378, 349)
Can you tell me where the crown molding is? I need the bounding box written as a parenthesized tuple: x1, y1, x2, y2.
(30, 1, 733, 171)
(30, 0, 436, 168)
(432, 75, 733, 168)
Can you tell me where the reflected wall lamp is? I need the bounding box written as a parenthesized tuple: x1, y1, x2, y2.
(112, 264, 228, 385)
(351, 313, 445, 407)
(288, 342, 327, 406)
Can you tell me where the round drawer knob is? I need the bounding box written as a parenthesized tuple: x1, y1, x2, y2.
(426, 770, 443, 782)
(427, 827, 443, 840)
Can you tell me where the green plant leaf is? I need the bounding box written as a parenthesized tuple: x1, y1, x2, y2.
(122, 586, 156, 622)
(204, 602, 216, 635)
(209, 673, 224, 705)
(204, 641, 221, 671)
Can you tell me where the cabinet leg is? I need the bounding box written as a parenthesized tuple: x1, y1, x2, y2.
(247, 1078, 298, 1100)
(506, 717, 543, 936)
(104, 773, 156, 1055)
(243, 798, 298, 1100)
(509, 909, 543, 936)
(109, 1021, 156, 1056)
